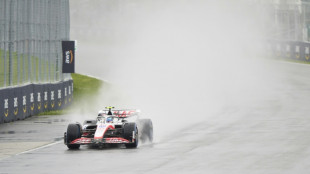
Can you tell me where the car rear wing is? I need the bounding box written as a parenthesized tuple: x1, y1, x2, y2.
(98, 109, 140, 118)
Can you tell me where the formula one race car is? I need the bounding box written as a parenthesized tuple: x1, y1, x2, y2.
(64, 107, 153, 149)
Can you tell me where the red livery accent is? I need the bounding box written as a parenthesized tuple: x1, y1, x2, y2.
(71, 138, 92, 144)
(105, 138, 130, 143)
(82, 132, 90, 136)
(70, 138, 130, 144)
(100, 109, 138, 118)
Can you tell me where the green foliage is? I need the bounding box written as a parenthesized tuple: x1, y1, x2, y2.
(38, 110, 68, 116)
(0, 49, 56, 87)
(39, 73, 104, 116)
(283, 59, 310, 65)
(71, 73, 103, 100)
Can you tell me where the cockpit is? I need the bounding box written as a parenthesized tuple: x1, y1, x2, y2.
(97, 115, 119, 124)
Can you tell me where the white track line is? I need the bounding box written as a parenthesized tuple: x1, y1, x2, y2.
(15, 140, 62, 156)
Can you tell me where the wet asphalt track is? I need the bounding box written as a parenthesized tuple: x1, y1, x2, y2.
(1, 61, 310, 174)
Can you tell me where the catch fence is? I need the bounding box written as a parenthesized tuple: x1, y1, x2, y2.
(0, 0, 71, 88)
(0, 0, 73, 123)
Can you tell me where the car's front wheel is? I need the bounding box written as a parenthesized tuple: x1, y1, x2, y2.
(66, 124, 81, 149)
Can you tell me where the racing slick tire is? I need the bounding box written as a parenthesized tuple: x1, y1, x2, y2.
(139, 119, 153, 143)
(66, 124, 81, 149)
(124, 123, 138, 148)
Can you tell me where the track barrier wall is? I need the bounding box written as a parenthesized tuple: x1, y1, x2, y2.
(0, 80, 73, 123)
(267, 40, 310, 61)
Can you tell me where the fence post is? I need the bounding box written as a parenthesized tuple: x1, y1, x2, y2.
(38, 0, 41, 83)
(27, 0, 32, 83)
(8, 0, 14, 86)
(22, 0, 25, 84)
(0, 1, 2, 87)
(4, 0, 7, 87)
(17, 0, 20, 85)
(47, 0, 50, 82)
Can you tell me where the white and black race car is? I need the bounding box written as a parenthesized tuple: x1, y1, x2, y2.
(64, 107, 153, 149)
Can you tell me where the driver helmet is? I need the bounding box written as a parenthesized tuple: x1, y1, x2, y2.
(106, 117, 113, 123)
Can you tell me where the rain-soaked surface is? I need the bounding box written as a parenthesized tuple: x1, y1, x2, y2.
(1, 61, 310, 174)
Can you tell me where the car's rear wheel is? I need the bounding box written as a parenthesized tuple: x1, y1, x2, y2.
(66, 124, 81, 149)
(124, 123, 138, 148)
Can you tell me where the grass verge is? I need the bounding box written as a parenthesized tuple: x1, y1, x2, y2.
(281, 59, 310, 65)
(39, 73, 104, 115)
